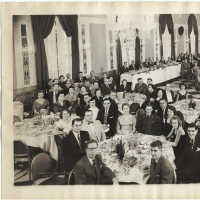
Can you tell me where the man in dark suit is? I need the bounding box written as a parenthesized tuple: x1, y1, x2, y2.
(97, 97, 118, 138)
(148, 140, 175, 184)
(75, 72, 86, 83)
(134, 78, 148, 95)
(157, 98, 169, 125)
(100, 78, 112, 96)
(93, 89, 103, 109)
(73, 140, 118, 184)
(48, 84, 61, 112)
(178, 123, 200, 183)
(136, 103, 162, 136)
(62, 118, 90, 172)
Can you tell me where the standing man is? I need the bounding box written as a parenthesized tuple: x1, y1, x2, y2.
(134, 78, 148, 95)
(73, 140, 118, 184)
(62, 118, 90, 172)
(148, 140, 175, 184)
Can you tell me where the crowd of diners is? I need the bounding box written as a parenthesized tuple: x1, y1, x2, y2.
(22, 54, 200, 184)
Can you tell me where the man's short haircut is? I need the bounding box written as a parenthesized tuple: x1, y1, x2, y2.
(137, 77, 142, 81)
(84, 109, 93, 116)
(147, 78, 152, 81)
(90, 97, 96, 102)
(103, 97, 111, 102)
(159, 98, 167, 103)
(72, 118, 82, 125)
(84, 139, 98, 150)
(150, 140, 162, 149)
(187, 123, 197, 129)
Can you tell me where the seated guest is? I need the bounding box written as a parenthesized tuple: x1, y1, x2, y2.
(117, 103, 136, 135)
(97, 97, 118, 138)
(90, 81, 100, 97)
(89, 97, 99, 121)
(78, 85, 91, 105)
(148, 140, 175, 184)
(65, 87, 77, 108)
(93, 89, 103, 109)
(45, 79, 53, 97)
(88, 70, 98, 84)
(109, 76, 117, 91)
(101, 78, 112, 96)
(62, 118, 90, 172)
(63, 79, 72, 95)
(176, 83, 188, 101)
(84, 79, 92, 90)
(181, 58, 190, 80)
(157, 98, 169, 125)
(75, 71, 86, 83)
(178, 123, 200, 182)
(55, 109, 72, 136)
(109, 90, 119, 112)
(73, 140, 118, 184)
(129, 60, 135, 71)
(48, 83, 61, 112)
(119, 61, 129, 74)
(136, 103, 162, 136)
(53, 93, 71, 114)
(59, 75, 66, 90)
(65, 73, 71, 81)
(155, 90, 167, 111)
(143, 59, 149, 68)
(146, 84, 157, 101)
(118, 79, 131, 93)
(134, 78, 148, 95)
(74, 82, 80, 97)
(99, 72, 108, 87)
(76, 93, 91, 118)
(82, 110, 106, 142)
(166, 116, 185, 161)
(164, 84, 176, 104)
(32, 90, 49, 115)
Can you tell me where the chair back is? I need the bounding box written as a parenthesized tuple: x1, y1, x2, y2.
(14, 141, 28, 155)
(31, 153, 53, 181)
(68, 169, 75, 185)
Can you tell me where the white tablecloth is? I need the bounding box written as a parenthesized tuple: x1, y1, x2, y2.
(98, 134, 175, 184)
(14, 119, 59, 161)
(120, 64, 181, 90)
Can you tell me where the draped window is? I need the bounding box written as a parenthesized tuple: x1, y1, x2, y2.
(116, 37, 122, 73)
(44, 17, 72, 79)
(177, 26, 184, 55)
(188, 14, 198, 55)
(31, 15, 79, 90)
(159, 14, 175, 60)
(162, 25, 171, 60)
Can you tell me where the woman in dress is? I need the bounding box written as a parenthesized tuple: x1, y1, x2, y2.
(32, 90, 49, 115)
(55, 109, 72, 136)
(166, 115, 185, 166)
(176, 83, 188, 101)
(53, 93, 70, 114)
(117, 103, 136, 135)
(65, 87, 77, 108)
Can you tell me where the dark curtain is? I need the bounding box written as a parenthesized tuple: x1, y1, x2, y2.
(31, 15, 55, 90)
(159, 14, 175, 60)
(58, 15, 80, 80)
(135, 36, 141, 69)
(116, 37, 122, 74)
(188, 14, 199, 55)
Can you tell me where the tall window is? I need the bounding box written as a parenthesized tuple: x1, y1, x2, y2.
(21, 24, 30, 85)
(44, 17, 72, 79)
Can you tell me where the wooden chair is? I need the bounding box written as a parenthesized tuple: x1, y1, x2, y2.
(14, 141, 31, 182)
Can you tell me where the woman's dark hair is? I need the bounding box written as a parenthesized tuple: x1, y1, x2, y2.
(59, 75, 65, 80)
(148, 84, 154, 89)
(60, 109, 71, 119)
(170, 115, 182, 127)
(179, 83, 186, 89)
(168, 105, 176, 113)
(122, 103, 130, 110)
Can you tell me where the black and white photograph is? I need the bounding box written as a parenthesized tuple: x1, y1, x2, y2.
(12, 13, 200, 187)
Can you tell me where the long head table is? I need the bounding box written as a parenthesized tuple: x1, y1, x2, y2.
(120, 64, 181, 90)
(98, 133, 175, 184)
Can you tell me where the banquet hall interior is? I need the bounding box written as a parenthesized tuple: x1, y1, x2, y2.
(13, 14, 200, 185)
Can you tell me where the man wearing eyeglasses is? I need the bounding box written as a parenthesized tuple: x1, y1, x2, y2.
(73, 139, 118, 185)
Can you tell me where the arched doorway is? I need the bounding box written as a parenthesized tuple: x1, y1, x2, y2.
(188, 14, 198, 56)
(159, 14, 175, 60)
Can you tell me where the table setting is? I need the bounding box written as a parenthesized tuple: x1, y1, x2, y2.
(98, 133, 175, 184)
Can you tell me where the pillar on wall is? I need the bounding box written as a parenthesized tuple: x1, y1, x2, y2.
(174, 24, 178, 58)
(185, 26, 189, 53)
